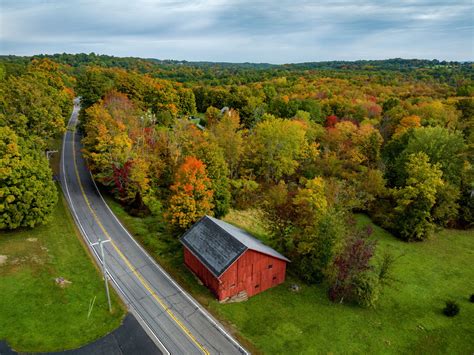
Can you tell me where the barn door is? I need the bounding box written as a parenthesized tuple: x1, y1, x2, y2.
(252, 269, 261, 296)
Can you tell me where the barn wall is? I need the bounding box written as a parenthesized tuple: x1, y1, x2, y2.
(184, 247, 287, 301)
(219, 250, 287, 300)
(183, 247, 220, 298)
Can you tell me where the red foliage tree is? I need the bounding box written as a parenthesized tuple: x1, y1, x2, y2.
(325, 115, 339, 128)
(329, 229, 376, 303)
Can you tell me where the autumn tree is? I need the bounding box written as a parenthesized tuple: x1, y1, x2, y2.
(263, 177, 346, 283)
(393, 115, 421, 138)
(329, 230, 378, 307)
(81, 92, 155, 211)
(204, 106, 222, 127)
(316, 121, 383, 188)
(292, 177, 346, 282)
(411, 100, 459, 129)
(0, 127, 57, 230)
(169, 120, 231, 217)
(0, 72, 69, 145)
(355, 168, 387, 212)
(167, 157, 214, 230)
(293, 177, 328, 233)
(82, 100, 133, 178)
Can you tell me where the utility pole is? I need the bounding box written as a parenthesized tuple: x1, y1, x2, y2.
(46, 150, 58, 161)
(91, 238, 112, 313)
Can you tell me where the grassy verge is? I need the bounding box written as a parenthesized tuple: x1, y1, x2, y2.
(0, 189, 125, 352)
(103, 197, 474, 354)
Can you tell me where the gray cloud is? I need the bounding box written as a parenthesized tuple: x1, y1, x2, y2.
(0, 0, 472, 63)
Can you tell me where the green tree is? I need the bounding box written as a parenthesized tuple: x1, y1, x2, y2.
(0, 127, 57, 230)
(393, 152, 444, 241)
(296, 210, 345, 283)
(402, 127, 465, 186)
(263, 181, 295, 252)
(194, 137, 231, 218)
(293, 177, 328, 232)
(384, 127, 466, 188)
(248, 117, 307, 182)
(432, 182, 460, 227)
(177, 88, 197, 116)
(210, 109, 244, 179)
(76, 67, 114, 110)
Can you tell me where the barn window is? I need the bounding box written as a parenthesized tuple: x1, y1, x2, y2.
(268, 264, 273, 269)
(273, 276, 277, 281)
(255, 284, 260, 288)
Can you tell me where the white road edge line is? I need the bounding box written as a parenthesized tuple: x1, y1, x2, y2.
(60, 106, 170, 355)
(87, 140, 249, 354)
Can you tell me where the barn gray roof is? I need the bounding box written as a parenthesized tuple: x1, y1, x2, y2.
(180, 215, 290, 277)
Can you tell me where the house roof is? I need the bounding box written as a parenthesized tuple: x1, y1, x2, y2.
(180, 215, 290, 278)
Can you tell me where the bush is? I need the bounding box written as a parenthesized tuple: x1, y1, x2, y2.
(353, 271, 380, 308)
(470, 294, 474, 303)
(328, 232, 377, 304)
(443, 300, 460, 317)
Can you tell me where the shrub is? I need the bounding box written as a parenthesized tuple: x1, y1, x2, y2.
(443, 300, 460, 317)
(328, 232, 377, 304)
(353, 271, 380, 308)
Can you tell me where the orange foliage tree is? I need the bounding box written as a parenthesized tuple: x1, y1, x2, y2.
(167, 156, 214, 230)
(393, 115, 421, 137)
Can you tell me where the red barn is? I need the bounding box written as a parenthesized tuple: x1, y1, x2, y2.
(180, 216, 290, 301)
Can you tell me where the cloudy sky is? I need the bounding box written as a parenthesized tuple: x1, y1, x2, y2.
(0, 0, 473, 63)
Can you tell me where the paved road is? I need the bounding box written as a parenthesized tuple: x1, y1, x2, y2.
(60, 100, 247, 355)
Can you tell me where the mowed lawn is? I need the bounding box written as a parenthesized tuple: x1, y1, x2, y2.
(105, 197, 474, 354)
(0, 189, 125, 352)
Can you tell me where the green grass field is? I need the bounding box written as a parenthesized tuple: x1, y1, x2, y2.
(105, 198, 474, 354)
(0, 189, 125, 352)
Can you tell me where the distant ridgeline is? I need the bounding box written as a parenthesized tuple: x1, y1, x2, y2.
(0, 54, 472, 86)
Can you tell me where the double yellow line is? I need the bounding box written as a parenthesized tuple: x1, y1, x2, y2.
(71, 128, 209, 355)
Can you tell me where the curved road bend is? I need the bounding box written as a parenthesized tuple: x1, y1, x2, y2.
(60, 100, 248, 355)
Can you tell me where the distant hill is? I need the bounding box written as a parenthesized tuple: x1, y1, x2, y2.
(1, 53, 471, 70)
(1, 53, 472, 86)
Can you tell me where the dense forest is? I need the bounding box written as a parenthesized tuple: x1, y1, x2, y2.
(1, 53, 473, 307)
(0, 59, 74, 229)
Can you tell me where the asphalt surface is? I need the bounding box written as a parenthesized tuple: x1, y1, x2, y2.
(60, 100, 247, 355)
(58, 313, 160, 355)
(0, 314, 159, 355)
